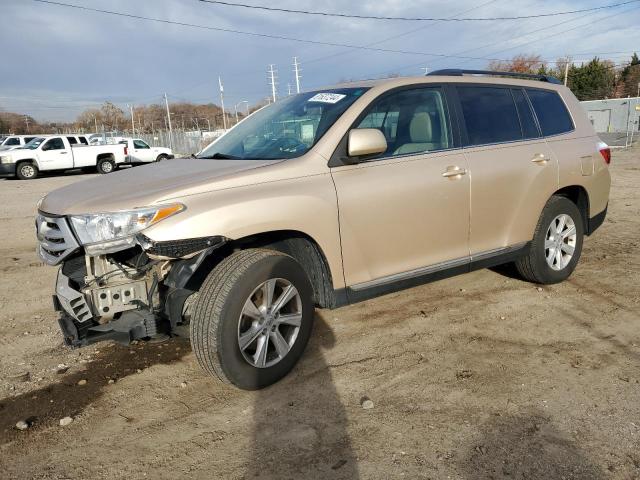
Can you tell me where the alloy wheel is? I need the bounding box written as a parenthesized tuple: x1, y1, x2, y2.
(545, 214, 577, 271)
(237, 278, 302, 368)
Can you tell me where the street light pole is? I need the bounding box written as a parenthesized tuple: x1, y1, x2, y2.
(234, 100, 249, 124)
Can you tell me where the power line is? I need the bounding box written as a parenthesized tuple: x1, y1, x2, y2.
(32, 0, 599, 65)
(304, 0, 503, 66)
(196, 0, 640, 22)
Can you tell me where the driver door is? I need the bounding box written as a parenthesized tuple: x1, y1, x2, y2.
(38, 137, 73, 169)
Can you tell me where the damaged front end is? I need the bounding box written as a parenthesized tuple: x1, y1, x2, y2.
(36, 210, 224, 347)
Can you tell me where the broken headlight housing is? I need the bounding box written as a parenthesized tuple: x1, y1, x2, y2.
(69, 203, 185, 255)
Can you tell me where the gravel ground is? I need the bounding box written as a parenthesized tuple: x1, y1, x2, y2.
(0, 148, 638, 480)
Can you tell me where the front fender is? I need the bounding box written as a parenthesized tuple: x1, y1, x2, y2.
(143, 173, 345, 289)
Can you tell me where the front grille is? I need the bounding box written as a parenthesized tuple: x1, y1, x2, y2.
(36, 214, 80, 265)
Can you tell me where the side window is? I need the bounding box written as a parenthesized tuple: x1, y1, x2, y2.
(512, 89, 540, 139)
(66, 136, 78, 145)
(5, 137, 20, 146)
(133, 139, 150, 149)
(526, 89, 574, 136)
(79, 136, 88, 145)
(43, 137, 65, 151)
(458, 86, 522, 146)
(24, 137, 36, 144)
(356, 87, 451, 158)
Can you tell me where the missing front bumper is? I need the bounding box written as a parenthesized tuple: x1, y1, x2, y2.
(57, 309, 166, 348)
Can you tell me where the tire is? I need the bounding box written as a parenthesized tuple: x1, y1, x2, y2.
(156, 154, 168, 162)
(515, 195, 584, 284)
(16, 162, 38, 180)
(96, 158, 115, 174)
(190, 249, 314, 390)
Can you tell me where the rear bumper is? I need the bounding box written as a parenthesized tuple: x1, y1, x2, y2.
(0, 163, 16, 177)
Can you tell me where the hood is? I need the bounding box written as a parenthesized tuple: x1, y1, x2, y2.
(1, 148, 31, 160)
(40, 158, 280, 215)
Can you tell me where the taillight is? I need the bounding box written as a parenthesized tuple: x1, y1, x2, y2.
(597, 141, 610, 165)
(124, 146, 128, 155)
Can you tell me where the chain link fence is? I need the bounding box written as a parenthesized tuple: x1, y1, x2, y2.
(89, 130, 224, 157)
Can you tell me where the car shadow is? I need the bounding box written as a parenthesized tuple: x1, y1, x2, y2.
(458, 411, 603, 479)
(244, 313, 359, 479)
(0, 337, 191, 444)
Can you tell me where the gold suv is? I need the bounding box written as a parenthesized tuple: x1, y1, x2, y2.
(37, 70, 611, 389)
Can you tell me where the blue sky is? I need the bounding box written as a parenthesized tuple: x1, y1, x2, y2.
(2, 0, 639, 121)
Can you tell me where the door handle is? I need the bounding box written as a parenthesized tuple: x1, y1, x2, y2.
(60, 152, 68, 154)
(531, 153, 549, 164)
(442, 166, 467, 178)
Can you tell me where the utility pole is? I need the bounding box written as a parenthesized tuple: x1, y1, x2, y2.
(421, 67, 429, 75)
(94, 116, 98, 133)
(218, 76, 227, 130)
(164, 92, 173, 150)
(127, 104, 135, 136)
(24, 116, 30, 133)
(630, 82, 640, 147)
(268, 64, 278, 103)
(293, 56, 301, 93)
(563, 62, 570, 86)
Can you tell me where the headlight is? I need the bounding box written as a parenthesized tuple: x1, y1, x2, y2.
(69, 203, 184, 254)
(0, 155, 13, 164)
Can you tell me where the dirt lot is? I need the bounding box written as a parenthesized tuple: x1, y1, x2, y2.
(0, 147, 638, 480)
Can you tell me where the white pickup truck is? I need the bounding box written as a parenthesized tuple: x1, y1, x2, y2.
(0, 136, 127, 180)
(118, 138, 174, 164)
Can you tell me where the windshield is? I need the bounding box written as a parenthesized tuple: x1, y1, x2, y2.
(197, 87, 368, 160)
(23, 137, 46, 149)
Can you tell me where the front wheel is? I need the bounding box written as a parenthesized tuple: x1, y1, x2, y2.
(96, 158, 115, 174)
(16, 162, 38, 180)
(190, 249, 314, 390)
(516, 195, 584, 284)
(155, 154, 168, 162)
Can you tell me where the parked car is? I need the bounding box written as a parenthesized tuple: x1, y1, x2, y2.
(0, 135, 39, 151)
(35, 70, 610, 389)
(0, 136, 127, 179)
(118, 138, 174, 164)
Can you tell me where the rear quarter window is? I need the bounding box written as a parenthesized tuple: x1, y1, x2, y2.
(526, 89, 574, 136)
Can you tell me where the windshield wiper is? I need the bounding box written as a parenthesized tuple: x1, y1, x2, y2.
(197, 152, 242, 160)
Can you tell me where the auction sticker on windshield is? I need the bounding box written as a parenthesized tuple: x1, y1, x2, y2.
(308, 93, 346, 104)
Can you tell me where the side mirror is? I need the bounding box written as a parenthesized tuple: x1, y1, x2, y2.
(347, 129, 387, 158)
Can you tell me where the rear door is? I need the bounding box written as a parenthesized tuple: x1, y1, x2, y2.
(38, 137, 73, 170)
(331, 85, 470, 289)
(454, 85, 558, 256)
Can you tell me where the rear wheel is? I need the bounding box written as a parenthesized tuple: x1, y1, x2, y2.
(190, 249, 314, 390)
(516, 195, 584, 284)
(16, 162, 38, 180)
(96, 158, 115, 174)
(156, 154, 168, 162)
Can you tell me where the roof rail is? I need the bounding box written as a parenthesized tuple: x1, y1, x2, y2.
(427, 69, 562, 85)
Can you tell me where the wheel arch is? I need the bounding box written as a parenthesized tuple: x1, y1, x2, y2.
(552, 185, 589, 233)
(96, 153, 115, 162)
(183, 230, 341, 309)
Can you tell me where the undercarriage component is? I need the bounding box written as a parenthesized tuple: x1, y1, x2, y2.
(58, 310, 166, 347)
